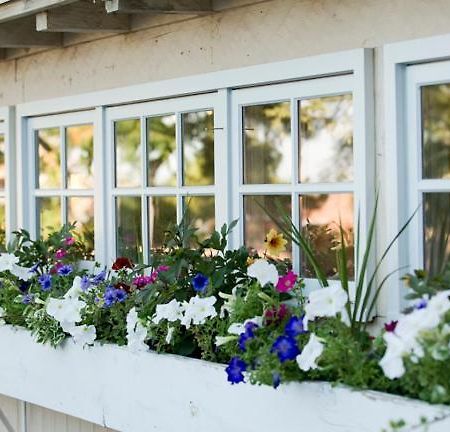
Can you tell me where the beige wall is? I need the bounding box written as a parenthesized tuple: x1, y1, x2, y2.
(0, 0, 450, 431)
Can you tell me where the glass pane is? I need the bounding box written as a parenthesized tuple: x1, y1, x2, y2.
(423, 193, 450, 275)
(243, 102, 291, 184)
(300, 95, 353, 183)
(68, 196, 95, 258)
(66, 124, 94, 189)
(147, 115, 177, 187)
(300, 193, 354, 279)
(148, 196, 177, 250)
(182, 110, 214, 186)
(37, 128, 61, 189)
(116, 196, 142, 263)
(0, 197, 5, 250)
(421, 84, 450, 179)
(0, 134, 5, 189)
(115, 119, 141, 188)
(244, 195, 292, 259)
(38, 197, 61, 238)
(184, 196, 215, 242)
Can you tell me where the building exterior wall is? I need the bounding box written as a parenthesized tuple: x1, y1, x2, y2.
(0, 0, 450, 430)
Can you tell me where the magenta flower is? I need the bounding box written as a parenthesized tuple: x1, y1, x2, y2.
(157, 265, 169, 273)
(55, 249, 67, 260)
(276, 271, 297, 293)
(132, 275, 154, 288)
(384, 320, 398, 333)
(65, 237, 75, 246)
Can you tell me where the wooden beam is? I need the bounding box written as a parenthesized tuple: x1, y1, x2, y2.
(0, 48, 5, 60)
(105, 0, 213, 15)
(36, 0, 130, 33)
(0, 0, 78, 24)
(0, 16, 62, 47)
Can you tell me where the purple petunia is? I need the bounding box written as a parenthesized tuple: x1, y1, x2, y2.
(91, 270, 106, 286)
(192, 273, 209, 293)
(57, 265, 73, 276)
(225, 357, 247, 384)
(22, 294, 34, 305)
(271, 335, 300, 363)
(80, 275, 91, 291)
(103, 285, 128, 308)
(284, 316, 307, 337)
(38, 274, 52, 291)
(238, 322, 259, 351)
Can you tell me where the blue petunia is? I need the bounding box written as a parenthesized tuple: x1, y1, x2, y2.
(30, 263, 40, 274)
(238, 322, 259, 351)
(225, 357, 247, 384)
(22, 294, 34, 305)
(57, 265, 73, 276)
(192, 273, 209, 293)
(416, 299, 428, 310)
(80, 275, 91, 291)
(272, 372, 281, 389)
(91, 270, 106, 286)
(38, 274, 52, 291)
(103, 286, 128, 308)
(115, 289, 127, 303)
(271, 335, 300, 363)
(284, 316, 307, 337)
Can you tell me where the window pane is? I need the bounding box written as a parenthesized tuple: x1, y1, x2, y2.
(0, 197, 5, 250)
(423, 193, 450, 275)
(148, 196, 177, 250)
(300, 193, 354, 279)
(68, 196, 95, 258)
(244, 195, 292, 259)
(147, 115, 177, 187)
(182, 110, 214, 186)
(421, 84, 450, 179)
(0, 134, 5, 189)
(115, 119, 141, 188)
(300, 95, 353, 183)
(184, 196, 215, 242)
(37, 128, 61, 189)
(38, 197, 61, 238)
(243, 102, 291, 184)
(66, 124, 94, 189)
(116, 196, 142, 263)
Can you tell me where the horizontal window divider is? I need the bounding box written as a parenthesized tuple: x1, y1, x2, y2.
(111, 186, 217, 196)
(239, 182, 354, 195)
(417, 179, 450, 192)
(34, 189, 94, 197)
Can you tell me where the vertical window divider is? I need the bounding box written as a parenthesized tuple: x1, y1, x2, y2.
(141, 116, 149, 263)
(175, 111, 183, 224)
(291, 97, 300, 275)
(60, 126, 67, 226)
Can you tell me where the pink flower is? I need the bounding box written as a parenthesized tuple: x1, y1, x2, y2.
(157, 265, 169, 273)
(55, 249, 67, 260)
(132, 275, 154, 288)
(265, 304, 289, 324)
(65, 237, 75, 246)
(276, 271, 298, 293)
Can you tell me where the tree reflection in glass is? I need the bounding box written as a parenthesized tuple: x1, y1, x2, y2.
(184, 196, 215, 242)
(300, 193, 354, 279)
(66, 125, 94, 189)
(68, 196, 95, 258)
(244, 195, 292, 258)
(116, 196, 142, 263)
(148, 196, 177, 250)
(115, 119, 141, 188)
(0, 134, 5, 189)
(37, 128, 61, 189)
(38, 197, 61, 238)
(300, 95, 353, 183)
(147, 115, 177, 187)
(243, 102, 291, 184)
(182, 111, 214, 186)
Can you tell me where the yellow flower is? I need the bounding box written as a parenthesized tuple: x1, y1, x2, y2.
(264, 229, 287, 257)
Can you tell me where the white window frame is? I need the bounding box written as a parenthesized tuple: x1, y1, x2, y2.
(384, 32, 450, 317)
(16, 48, 374, 299)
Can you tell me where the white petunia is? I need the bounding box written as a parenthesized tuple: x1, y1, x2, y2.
(64, 276, 83, 300)
(152, 299, 184, 325)
(46, 297, 86, 324)
(228, 316, 264, 335)
(0, 306, 5, 325)
(247, 259, 278, 287)
(215, 335, 238, 347)
(126, 307, 148, 353)
(10, 264, 33, 281)
(165, 326, 175, 344)
(218, 287, 238, 318)
(180, 295, 217, 329)
(69, 325, 96, 347)
(296, 333, 325, 372)
(0, 253, 19, 272)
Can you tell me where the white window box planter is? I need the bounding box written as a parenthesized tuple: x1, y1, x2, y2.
(0, 325, 449, 432)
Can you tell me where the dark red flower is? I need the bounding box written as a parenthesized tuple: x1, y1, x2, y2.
(49, 262, 64, 274)
(384, 320, 398, 333)
(115, 282, 131, 293)
(112, 257, 133, 271)
(265, 304, 289, 325)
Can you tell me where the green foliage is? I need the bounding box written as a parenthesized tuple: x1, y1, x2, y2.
(25, 307, 66, 347)
(403, 265, 450, 300)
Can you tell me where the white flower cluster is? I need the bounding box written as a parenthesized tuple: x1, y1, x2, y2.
(380, 290, 450, 380)
(46, 276, 96, 347)
(0, 253, 32, 281)
(296, 333, 325, 372)
(152, 295, 218, 331)
(247, 259, 278, 287)
(126, 307, 148, 353)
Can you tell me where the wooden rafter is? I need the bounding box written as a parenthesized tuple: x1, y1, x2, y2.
(105, 0, 213, 15)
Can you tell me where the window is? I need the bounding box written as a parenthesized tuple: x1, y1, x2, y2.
(106, 94, 219, 263)
(406, 61, 450, 275)
(231, 76, 356, 280)
(0, 118, 6, 248)
(28, 112, 95, 258)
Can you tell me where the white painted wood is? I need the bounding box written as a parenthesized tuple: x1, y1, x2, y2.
(0, 395, 22, 432)
(105, 0, 213, 15)
(0, 325, 449, 432)
(36, 1, 130, 33)
(0, 0, 77, 23)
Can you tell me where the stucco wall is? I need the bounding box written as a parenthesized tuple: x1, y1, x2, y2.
(0, 0, 450, 431)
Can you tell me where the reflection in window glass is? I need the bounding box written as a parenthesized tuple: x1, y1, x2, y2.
(66, 125, 94, 189)
(184, 196, 215, 242)
(300, 193, 354, 279)
(244, 195, 292, 258)
(243, 102, 291, 185)
(421, 84, 450, 179)
(182, 111, 214, 186)
(423, 193, 450, 276)
(300, 95, 353, 183)
(147, 115, 177, 187)
(0, 134, 5, 189)
(68, 196, 95, 258)
(148, 196, 177, 250)
(115, 119, 141, 188)
(38, 197, 61, 238)
(0, 197, 5, 250)
(37, 128, 61, 189)
(116, 196, 142, 263)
